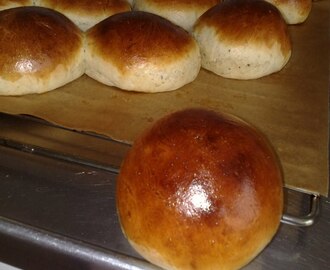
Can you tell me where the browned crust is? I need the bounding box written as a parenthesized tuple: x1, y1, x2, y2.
(0, 7, 83, 81)
(269, 0, 312, 16)
(195, 0, 291, 56)
(0, 0, 33, 7)
(117, 108, 283, 269)
(41, 0, 131, 15)
(137, 0, 221, 9)
(87, 11, 197, 73)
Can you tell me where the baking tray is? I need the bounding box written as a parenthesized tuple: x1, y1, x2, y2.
(0, 1, 328, 268)
(0, 112, 320, 225)
(0, 1, 329, 197)
(0, 112, 322, 270)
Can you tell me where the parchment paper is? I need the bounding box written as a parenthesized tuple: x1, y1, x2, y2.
(0, 1, 328, 196)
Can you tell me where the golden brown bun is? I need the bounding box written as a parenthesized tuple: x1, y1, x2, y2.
(0, 0, 33, 10)
(264, 0, 312, 24)
(133, 0, 220, 31)
(117, 108, 283, 270)
(85, 11, 201, 93)
(193, 0, 292, 80)
(36, 0, 131, 31)
(0, 6, 84, 96)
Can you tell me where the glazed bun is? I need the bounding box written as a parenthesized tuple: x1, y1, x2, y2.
(133, 0, 220, 31)
(117, 108, 283, 270)
(264, 0, 312, 24)
(0, 7, 84, 96)
(35, 0, 131, 31)
(85, 11, 201, 93)
(193, 0, 292, 80)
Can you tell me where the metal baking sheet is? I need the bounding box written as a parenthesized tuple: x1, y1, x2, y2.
(0, 137, 329, 270)
(0, 0, 328, 196)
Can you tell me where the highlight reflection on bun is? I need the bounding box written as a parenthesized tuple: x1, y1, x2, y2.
(117, 108, 283, 270)
(0, 6, 84, 96)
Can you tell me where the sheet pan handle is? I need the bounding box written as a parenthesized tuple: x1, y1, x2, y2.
(281, 194, 320, 227)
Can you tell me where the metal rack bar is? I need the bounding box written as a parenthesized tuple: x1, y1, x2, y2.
(281, 194, 320, 227)
(0, 216, 159, 270)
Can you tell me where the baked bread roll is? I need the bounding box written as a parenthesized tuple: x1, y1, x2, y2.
(133, 0, 220, 31)
(117, 108, 283, 270)
(0, 7, 84, 96)
(193, 0, 292, 80)
(264, 0, 312, 24)
(35, 0, 132, 31)
(85, 11, 201, 93)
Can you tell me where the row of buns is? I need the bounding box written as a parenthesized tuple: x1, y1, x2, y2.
(0, 0, 312, 30)
(0, 6, 201, 95)
(0, 0, 310, 95)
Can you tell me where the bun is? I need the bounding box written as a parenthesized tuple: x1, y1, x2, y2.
(193, 0, 292, 80)
(133, 0, 220, 31)
(117, 108, 283, 270)
(0, 7, 84, 96)
(35, 0, 132, 31)
(85, 11, 201, 93)
(264, 0, 312, 24)
(0, 0, 33, 10)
